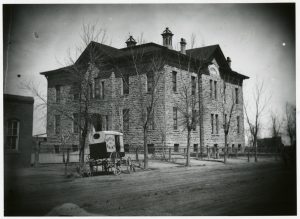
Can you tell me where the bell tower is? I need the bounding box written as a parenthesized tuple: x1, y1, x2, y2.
(161, 27, 173, 49)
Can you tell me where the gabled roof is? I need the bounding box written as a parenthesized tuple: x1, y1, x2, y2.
(41, 41, 249, 80)
(4, 94, 34, 103)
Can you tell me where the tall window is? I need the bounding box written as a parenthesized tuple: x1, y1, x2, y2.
(214, 81, 217, 100)
(147, 74, 154, 93)
(237, 116, 240, 134)
(123, 109, 129, 131)
(6, 120, 19, 150)
(101, 81, 105, 99)
(173, 107, 178, 130)
(73, 83, 79, 101)
(211, 114, 214, 134)
(147, 107, 154, 130)
(94, 78, 100, 99)
(106, 115, 109, 130)
(235, 87, 239, 104)
(89, 83, 93, 99)
(55, 85, 61, 103)
(55, 115, 61, 135)
(73, 113, 79, 134)
(209, 80, 213, 99)
(172, 71, 177, 92)
(224, 83, 226, 103)
(191, 76, 196, 95)
(123, 75, 129, 95)
(192, 110, 197, 131)
(215, 114, 219, 134)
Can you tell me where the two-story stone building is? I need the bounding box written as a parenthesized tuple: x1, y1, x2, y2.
(41, 27, 249, 156)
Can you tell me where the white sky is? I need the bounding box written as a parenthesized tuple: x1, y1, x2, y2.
(3, 3, 296, 140)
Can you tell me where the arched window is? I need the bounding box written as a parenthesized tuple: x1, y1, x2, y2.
(6, 119, 20, 151)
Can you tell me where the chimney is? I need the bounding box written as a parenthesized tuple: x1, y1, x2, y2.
(180, 38, 187, 54)
(125, 35, 137, 47)
(227, 57, 232, 68)
(161, 27, 173, 49)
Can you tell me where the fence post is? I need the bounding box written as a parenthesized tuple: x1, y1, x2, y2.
(207, 146, 210, 160)
(169, 148, 171, 162)
(136, 147, 139, 161)
(247, 147, 250, 162)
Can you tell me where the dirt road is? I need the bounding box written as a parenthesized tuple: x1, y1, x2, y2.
(4, 158, 296, 216)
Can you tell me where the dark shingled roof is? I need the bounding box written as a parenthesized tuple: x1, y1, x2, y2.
(4, 94, 34, 103)
(41, 41, 249, 80)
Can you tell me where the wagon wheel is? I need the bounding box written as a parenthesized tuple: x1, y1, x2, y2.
(110, 152, 122, 175)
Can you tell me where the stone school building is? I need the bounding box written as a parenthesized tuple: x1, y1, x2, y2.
(41, 27, 249, 157)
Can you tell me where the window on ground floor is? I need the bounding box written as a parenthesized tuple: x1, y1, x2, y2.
(6, 119, 20, 151)
(193, 144, 198, 152)
(54, 145, 60, 154)
(174, 144, 179, 152)
(147, 144, 155, 154)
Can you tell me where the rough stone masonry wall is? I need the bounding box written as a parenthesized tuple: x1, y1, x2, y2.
(45, 63, 245, 154)
(111, 68, 166, 151)
(45, 66, 115, 153)
(201, 72, 245, 150)
(164, 65, 200, 151)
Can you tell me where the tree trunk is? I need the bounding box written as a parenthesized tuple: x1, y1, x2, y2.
(198, 73, 204, 160)
(224, 134, 228, 164)
(254, 137, 258, 162)
(143, 128, 148, 169)
(186, 130, 191, 166)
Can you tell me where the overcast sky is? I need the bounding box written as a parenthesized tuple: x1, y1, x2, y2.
(3, 3, 295, 139)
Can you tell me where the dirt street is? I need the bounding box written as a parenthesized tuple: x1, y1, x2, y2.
(4, 158, 296, 216)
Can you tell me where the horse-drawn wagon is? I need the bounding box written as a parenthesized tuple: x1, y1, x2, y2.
(87, 131, 125, 175)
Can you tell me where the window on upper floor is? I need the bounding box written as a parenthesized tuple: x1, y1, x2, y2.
(191, 76, 196, 95)
(6, 119, 20, 151)
(211, 114, 214, 134)
(94, 78, 100, 99)
(147, 107, 155, 130)
(215, 114, 219, 134)
(147, 74, 154, 93)
(101, 81, 105, 99)
(214, 81, 217, 100)
(209, 80, 213, 99)
(123, 75, 129, 95)
(88, 83, 93, 99)
(55, 85, 61, 103)
(237, 116, 240, 134)
(54, 115, 61, 135)
(73, 113, 79, 134)
(192, 110, 197, 131)
(235, 87, 239, 104)
(172, 71, 177, 92)
(173, 107, 178, 130)
(123, 109, 129, 131)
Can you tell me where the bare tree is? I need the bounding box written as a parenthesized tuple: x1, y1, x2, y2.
(175, 77, 199, 166)
(25, 23, 109, 171)
(270, 111, 283, 138)
(285, 103, 296, 147)
(244, 81, 269, 162)
(115, 40, 165, 169)
(182, 34, 208, 160)
(219, 78, 236, 163)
